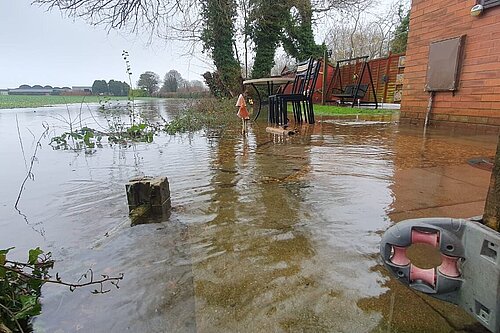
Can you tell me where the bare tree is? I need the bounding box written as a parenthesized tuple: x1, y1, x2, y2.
(311, 0, 371, 14)
(32, 0, 378, 87)
(32, 0, 200, 39)
(271, 51, 295, 76)
(324, 0, 410, 62)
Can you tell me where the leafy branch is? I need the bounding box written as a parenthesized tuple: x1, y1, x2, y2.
(0, 247, 124, 332)
(2, 264, 123, 294)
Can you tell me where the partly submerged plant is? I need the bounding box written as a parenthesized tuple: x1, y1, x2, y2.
(108, 122, 156, 144)
(122, 50, 136, 126)
(49, 126, 102, 151)
(164, 98, 239, 136)
(47, 52, 241, 150)
(0, 247, 123, 333)
(49, 51, 158, 150)
(0, 247, 52, 333)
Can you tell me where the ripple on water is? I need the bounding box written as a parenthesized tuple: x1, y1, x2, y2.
(0, 102, 494, 332)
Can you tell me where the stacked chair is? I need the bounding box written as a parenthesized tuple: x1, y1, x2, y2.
(269, 58, 320, 125)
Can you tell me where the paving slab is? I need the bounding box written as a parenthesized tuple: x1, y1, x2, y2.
(389, 165, 491, 221)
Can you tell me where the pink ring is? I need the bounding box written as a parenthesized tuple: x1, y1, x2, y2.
(390, 246, 411, 266)
(411, 229, 439, 247)
(410, 265, 436, 287)
(438, 254, 461, 277)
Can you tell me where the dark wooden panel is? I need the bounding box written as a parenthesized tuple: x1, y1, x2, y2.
(425, 35, 466, 92)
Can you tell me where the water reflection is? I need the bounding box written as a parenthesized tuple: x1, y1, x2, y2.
(388, 127, 496, 222)
(188, 127, 319, 331)
(0, 102, 496, 332)
(361, 124, 495, 333)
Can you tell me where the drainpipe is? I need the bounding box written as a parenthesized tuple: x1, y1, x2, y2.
(424, 91, 435, 129)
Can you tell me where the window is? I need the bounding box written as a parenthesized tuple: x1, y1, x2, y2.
(478, 0, 500, 9)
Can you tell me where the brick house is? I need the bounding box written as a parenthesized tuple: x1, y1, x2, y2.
(401, 0, 500, 132)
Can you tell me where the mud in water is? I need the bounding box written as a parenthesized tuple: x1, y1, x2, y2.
(0, 101, 495, 332)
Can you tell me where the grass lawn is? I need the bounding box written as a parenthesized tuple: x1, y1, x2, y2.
(311, 104, 397, 116)
(0, 95, 156, 109)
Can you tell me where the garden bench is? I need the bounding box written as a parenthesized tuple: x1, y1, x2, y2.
(332, 84, 368, 99)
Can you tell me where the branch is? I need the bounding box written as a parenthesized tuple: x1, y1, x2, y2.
(2, 265, 124, 294)
(14, 123, 49, 210)
(32, 0, 193, 39)
(0, 303, 25, 333)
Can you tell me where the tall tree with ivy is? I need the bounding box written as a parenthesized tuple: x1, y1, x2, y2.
(200, 0, 242, 96)
(250, 0, 325, 78)
(250, 0, 288, 78)
(281, 1, 324, 60)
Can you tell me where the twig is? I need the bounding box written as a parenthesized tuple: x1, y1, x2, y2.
(0, 303, 25, 333)
(78, 97, 87, 129)
(6, 258, 54, 270)
(26, 128, 36, 149)
(85, 103, 110, 132)
(16, 115, 28, 170)
(14, 123, 50, 210)
(2, 265, 124, 293)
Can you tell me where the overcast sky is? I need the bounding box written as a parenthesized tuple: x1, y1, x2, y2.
(0, 0, 213, 89)
(0, 0, 402, 89)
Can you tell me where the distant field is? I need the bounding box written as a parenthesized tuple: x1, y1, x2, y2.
(0, 95, 134, 109)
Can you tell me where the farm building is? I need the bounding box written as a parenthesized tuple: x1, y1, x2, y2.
(72, 86, 92, 94)
(400, 0, 500, 132)
(9, 86, 55, 95)
(8, 85, 72, 95)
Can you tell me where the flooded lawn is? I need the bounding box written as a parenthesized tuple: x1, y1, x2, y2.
(0, 100, 496, 332)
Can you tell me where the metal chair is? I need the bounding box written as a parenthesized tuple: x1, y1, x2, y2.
(270, 58, 320, 125)
(269, 58, 312, 125)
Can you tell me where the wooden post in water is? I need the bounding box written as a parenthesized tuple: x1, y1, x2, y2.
(265, 126, 295, 136)
(125, 176, 171, 224)
(321, 49, 328, 105)
(483, 133, 500, 231)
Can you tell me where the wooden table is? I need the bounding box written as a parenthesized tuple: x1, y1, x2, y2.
(243, 77, 294, 121)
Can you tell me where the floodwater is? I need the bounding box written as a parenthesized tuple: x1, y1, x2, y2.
(0, 99, 496, 332)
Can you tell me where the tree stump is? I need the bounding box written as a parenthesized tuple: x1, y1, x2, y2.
(125, 176, 171, 224)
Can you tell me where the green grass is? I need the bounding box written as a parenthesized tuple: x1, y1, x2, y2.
(0, 95, 156, 109)
(311, 104, 397, 116)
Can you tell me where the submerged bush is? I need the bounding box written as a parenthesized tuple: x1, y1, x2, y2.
(165, 98, 240, 135)
(48, 97, 241, 151)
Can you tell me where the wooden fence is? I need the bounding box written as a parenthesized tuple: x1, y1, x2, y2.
(312, 53, 406, 105)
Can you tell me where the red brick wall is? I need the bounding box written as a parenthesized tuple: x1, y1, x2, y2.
(401, 0, 500, 131)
